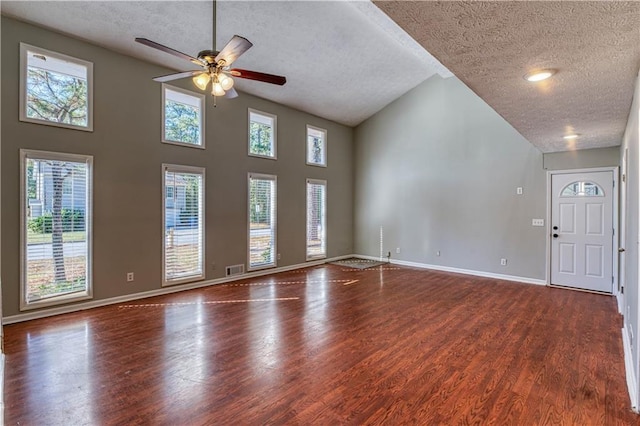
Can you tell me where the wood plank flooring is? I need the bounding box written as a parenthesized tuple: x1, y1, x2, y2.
(3, 265, 638, 425)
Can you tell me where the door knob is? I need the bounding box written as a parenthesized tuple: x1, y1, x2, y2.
(553, 226, 558, 230)
(619, 248, 626, 253)
(553, 234, 559, 238)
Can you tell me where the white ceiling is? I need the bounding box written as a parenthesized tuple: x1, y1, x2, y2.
(2, 1, 639, 153)
(0, 0, 450, 127)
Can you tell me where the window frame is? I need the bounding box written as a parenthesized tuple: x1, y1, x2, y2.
(20, 149, 94, 311)
(161, 84, 206, 149)
(306, 178, 327, 260)
(248, 108, 278, 160)
(306, 125, 327, 167)
(247, 172, 278, 271)
(162, 163, 206, 287)
(19, 43, 94, 132)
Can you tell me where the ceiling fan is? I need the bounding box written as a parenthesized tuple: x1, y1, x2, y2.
(135, 1, 286, 100)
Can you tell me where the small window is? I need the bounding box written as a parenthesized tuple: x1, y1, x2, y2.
(306, 125, 327, 167)
(561, 181, 604, 197)
(20, 43, 93, 131)
(21, 149, 93, 310)
(163, 164, 205, 286)
(306, 179, 327, 260)
(248, 173, 277, 270)
(248, 109, 277, 159)
(162, 84, 205, 148)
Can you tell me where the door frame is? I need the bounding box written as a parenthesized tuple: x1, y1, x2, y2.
(546, 167, 619, 293)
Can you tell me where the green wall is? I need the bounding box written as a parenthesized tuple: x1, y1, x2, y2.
(1, 17, 354, 318)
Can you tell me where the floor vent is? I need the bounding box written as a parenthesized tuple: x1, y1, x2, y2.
(226, 264, 245, 276)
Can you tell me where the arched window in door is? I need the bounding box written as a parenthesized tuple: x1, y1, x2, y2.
(560, 181, 604, 197)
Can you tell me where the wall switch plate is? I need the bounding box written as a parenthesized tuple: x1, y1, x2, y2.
(396, 247, 401, 254)
(532, 219, 544, 227)
(127, 272, 134, 282)
(516, 187, 523, 195)
(500, 258, 507, 266)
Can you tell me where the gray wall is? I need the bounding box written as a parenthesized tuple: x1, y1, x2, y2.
(354, 75, 547, 280)
(1, 17, 353, 317)
(621, 71, 640, 404)
(543, 146, 620, 170)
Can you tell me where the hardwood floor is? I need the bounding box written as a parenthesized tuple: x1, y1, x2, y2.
(3, 265, 638, 425)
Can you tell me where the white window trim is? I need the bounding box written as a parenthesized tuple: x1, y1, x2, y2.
(19, 43, 94, 132)
(247, 172, 278, 271)
(20, 149, 94, 311)
(306, 125, 327, 167)
(161, 84, 206, 149)
(248, 108, 278, 160)
(306, 178, 327, 261)
(162, 163, 206, 286)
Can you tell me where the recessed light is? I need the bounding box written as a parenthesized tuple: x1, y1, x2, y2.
(563, 134, 580, 140)
(524, 69, 556, 82)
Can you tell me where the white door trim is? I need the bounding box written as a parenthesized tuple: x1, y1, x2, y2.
(546, 167, 619, 291)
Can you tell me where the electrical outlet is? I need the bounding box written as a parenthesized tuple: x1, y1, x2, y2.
(277, 253, 281, 260)
(436, 250, 441, 257)
(516, 187, 523, 195)
(500, 258, 507, 266)
(396, 247, 401, 254)
(127, 272, 134, 282)
(211, 262, 216, 270)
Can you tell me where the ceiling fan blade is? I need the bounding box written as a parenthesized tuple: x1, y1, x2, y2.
(230, 68, 287, 86)
(153, 70, 205, 83)
(135, 38, 203, 66)
(215, 35, 253, 66)
(224, 88, 239, 99)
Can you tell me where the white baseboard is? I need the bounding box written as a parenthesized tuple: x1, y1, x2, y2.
(622, 325, 639, 412)
(353, 254, 547, 286)
(2, 254, 354, 325)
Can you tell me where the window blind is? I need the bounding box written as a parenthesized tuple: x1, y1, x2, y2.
(306, 179, 326, 259)
(164, 165, 205, 284)
(249, 173, 277, 269)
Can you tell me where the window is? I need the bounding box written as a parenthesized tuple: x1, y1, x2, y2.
(306, 125, 327, 166)
(163, 164, 205, 285)
(306, 179, 327, 260)
(20, 43, 93, 131)
(248, 109, 277, 159)
(248, 173, 277, 270)
(162, 84, 205, 148)
(21, 150, 93, 310)
(561, 181, 604, 197)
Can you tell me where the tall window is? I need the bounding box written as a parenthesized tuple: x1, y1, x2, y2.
(248, 109, 277, 159)
(21, 150, 93, 310)
(163, 165, 205, 285)
(248, 173, 277, 270)
(306, 179, 327, 260)
(306, 125, 327, 167)
(20, 43, 93, 131)
(162, 84, 205, 148)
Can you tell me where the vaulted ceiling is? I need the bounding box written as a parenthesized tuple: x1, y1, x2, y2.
(2, 1, 639, 153)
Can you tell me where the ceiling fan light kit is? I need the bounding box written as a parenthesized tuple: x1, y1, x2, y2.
(135, 1, 286, 102)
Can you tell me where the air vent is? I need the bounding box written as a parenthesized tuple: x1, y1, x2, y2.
(226, 264, 245, 276)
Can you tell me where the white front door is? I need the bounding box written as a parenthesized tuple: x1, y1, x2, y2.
(551, 171, 614, 293)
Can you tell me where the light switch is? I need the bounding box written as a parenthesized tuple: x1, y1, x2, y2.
(516, 187, 523, 195)
(532, 219, 544, 227)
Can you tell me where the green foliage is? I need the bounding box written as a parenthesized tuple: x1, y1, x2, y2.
(37, 277, 86, 298)
(309, 136, 323, 164)
(28, 209, 85, 234)
(179, 176, 201, 226)
(261, 246, 272, 263)
(26, 161, 37, 200)
(249, 122, 273, 156)
(165, 100, 200, 145)
(27, 68, 88, 126)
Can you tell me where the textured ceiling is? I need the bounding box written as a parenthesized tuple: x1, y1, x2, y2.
(375, 1, 640, 153)
(0, 0, 450, 127)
